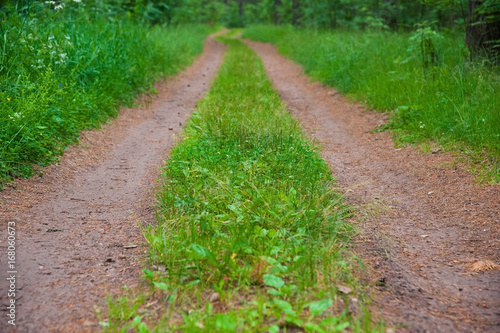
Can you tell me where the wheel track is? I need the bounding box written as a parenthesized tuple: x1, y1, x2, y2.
(247, 40, 500, 333)
(0, 34, 225, 333)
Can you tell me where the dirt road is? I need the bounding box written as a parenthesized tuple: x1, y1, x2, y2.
(248, 41, 500, 333)
(1, 34, 499, 333)
(0, 36, 225, 332)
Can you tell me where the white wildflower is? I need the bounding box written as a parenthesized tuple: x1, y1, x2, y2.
(73, 0, 82, 2)
(54, 4, 64, 10)
(60, 53, 67, 59)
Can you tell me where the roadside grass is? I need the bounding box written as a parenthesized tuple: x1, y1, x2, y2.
(0, 2, 211, 186)
(102, 35, 382, 332)
(243, 25, 500, 183)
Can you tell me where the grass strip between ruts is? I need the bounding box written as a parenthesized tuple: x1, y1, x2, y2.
(104, 35, 382, 333)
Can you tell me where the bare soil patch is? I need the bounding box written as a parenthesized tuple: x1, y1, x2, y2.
(247, 41, 500, 333)
(0, 36, 225, 332)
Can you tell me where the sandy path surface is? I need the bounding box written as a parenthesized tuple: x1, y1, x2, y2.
(248, 41, 500, 333)
(0, 36, 225, 333)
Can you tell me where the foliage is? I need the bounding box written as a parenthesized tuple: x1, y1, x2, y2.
(104, 34, 382, 332)
(0, 1, 211, 185)
(65, 0, 468, 31)
(243, 25, 500, 182)
(407, 23, 444, 68)
(180, 0, 467, 30)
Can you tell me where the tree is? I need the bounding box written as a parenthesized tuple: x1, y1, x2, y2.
(274, 0, 281, 24)
(466, 0, 500, 62)
(239, 0, 244, 19)
(291, 0, 299, 25)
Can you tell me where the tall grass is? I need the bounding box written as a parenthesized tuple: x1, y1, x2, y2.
(0, 1, 211, 184)
(243, 25, 500, 180)
(104, 35, 381, 332)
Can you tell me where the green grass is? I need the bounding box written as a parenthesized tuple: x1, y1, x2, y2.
(0, 2, 212, 185)
(243, 25, 500, 183)
(103, 34, 382, 332)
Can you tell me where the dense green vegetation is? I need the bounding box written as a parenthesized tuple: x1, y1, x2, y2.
(170, 0, 498, 63)
(138, 0, 467, 31)
(104, 35, 381, 332)
(243, 25, 500, 182)
(0, 1, 211, 185)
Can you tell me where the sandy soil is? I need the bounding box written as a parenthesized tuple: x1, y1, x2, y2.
(247, 41, 500, 333)
(0, 35, 225, 332)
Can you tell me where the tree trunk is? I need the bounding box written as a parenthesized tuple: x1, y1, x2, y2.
(292, 0, 299, 26)
(274, 0, 281, 24)
(466, 0, 500, 62)
(328, 0, 338, 29)
(238, 0, 244, 20)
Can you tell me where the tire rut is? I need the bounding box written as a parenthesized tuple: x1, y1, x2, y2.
(247, 40, 500, 333)
(0, 35, 225, 333)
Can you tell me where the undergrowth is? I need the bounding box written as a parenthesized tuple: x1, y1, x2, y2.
(243, 25, 500, 183)
(102, 34, 382, 332)
(0, 1, 211, 186)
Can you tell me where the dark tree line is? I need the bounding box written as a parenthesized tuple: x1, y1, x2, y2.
(3, 0, 499, 62)
(225, 0, 499, 61)
(466, 0, 500, 61)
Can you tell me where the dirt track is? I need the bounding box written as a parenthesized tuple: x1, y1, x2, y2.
(247, 41, 500, 332)
(0, 36, 225, 332)
(1, 34, 499, 333)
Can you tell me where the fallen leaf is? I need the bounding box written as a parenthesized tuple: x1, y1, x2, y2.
(337, 285, 352, 294)
(209, 292, 219, 303)
(467, 260, 500, 272)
